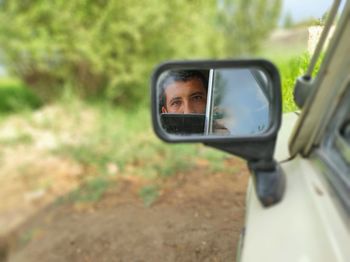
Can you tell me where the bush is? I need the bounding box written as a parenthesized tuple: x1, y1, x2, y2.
(0, 0, 221, 104)
(276, 52, 324, 112)
(0, 78, 42, 113)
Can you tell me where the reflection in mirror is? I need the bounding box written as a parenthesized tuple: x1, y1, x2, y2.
(210, 69, 270, 136)
(157, 68, 271, 137)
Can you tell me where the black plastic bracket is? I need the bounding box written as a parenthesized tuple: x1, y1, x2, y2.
(205, 141, 286, 207)
(293, 75, 314, 108)
(248, 159, 286, 207)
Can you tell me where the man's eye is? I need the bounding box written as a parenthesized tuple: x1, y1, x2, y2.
(171, 101, 181, 107)
(192, 95, 203, 101)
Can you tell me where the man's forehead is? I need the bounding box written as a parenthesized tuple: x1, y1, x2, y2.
(165, 79, 206, 96)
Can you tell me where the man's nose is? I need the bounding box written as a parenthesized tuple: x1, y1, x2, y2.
(183, 101, 195, 114)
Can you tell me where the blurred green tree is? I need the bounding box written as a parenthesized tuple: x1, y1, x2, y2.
(0, 0, 280, 105)
(0, 0, 221, 104)
(283, 12, 294, 29)
(217, 0, 282, 56)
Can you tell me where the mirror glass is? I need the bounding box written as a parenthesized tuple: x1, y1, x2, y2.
(156, 67, 272, 137)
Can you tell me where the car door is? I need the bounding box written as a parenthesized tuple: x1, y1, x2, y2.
(240, 1, 350, 261)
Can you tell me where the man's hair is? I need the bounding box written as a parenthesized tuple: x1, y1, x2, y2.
(158, 70, 208, 112)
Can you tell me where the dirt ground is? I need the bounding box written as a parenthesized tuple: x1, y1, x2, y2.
(0, 106, 249, 262)
(3, 159, 249, 262)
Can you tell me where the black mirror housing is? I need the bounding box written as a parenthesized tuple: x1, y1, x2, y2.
(151, 59, 282, 162)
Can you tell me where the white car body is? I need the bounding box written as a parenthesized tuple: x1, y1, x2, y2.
(240, 1, 350, 261)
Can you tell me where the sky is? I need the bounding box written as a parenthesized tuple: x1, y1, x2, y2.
(281, 0, 337, 22)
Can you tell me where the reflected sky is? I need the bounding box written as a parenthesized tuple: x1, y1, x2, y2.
(212, 69, 270, 135)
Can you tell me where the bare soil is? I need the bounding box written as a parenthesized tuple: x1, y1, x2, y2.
(3, 159, 248, 262)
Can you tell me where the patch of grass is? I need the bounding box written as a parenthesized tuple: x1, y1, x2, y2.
(139, 184, 159, 206)
(19, 227, 43, 247)
(54, 102, 222, 180)
(0, 133, 33, 146)
(274, 52, 324, 112)
(276, 54, 309, 112)
(0, 78, 42, 114)
(64, 177, 110, 203)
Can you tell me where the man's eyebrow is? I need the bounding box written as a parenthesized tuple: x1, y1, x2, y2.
(190, 91, 206, 96)
(169, 97, 182, 103)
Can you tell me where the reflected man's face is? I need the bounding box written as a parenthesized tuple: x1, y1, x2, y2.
(162, 79, 207, 114)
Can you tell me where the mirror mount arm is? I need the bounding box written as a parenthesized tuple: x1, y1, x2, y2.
(248, 159, 286, 207)
(205, 141, 286, 207)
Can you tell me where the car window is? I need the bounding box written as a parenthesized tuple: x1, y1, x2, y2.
(316, 83, 350, 215)
(338, 117, 350, 165)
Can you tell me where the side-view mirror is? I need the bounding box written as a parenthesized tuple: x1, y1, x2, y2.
(153, 62, 277, 139)
(151, 59, 286, 207)
(152, 60, 281, 144)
